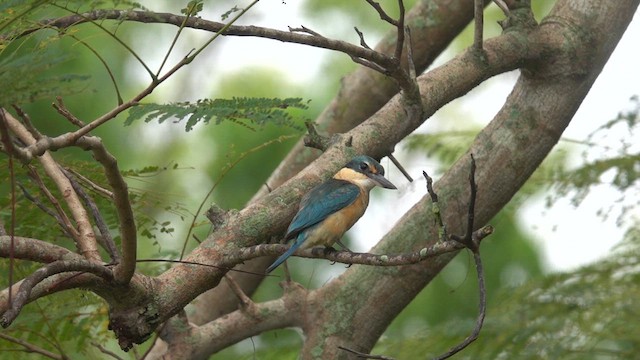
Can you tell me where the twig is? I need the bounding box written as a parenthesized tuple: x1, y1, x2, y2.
(91, 341, 124, 360)
(64, 167, 114, 199)
(364, 0, 399, 26)
(303, 121, 331, 151)
(393, 0, 406, 61)
(25, 166, 78, 239)
(288, 25, 324, 38)
(61, 167, 121, 264)
(1, 260, 113, 327)
(474, 0, 484, 50)
(52, 96, 85, 128)
(433, 250, 486, 360)
(205, 203, 229, 229)
(0, 332, 64, 360)
(349, 56, 389, 74)
(11, 105, 41, 140)
(354, 27, 372, 49)
(136, 259, 272, 277)
(465, 154, 478, 247)
(20, 3, 261, 161)
(433, 154, 486, 360)
(17, 183, 72, 238)
(388, 154, 412, 182)
(422, 170, 446, 242)
(9, 9, 396, 80)
(224, 274, 254, 309)
(237, 227, 492, 268)
(338, 345, 395, 360)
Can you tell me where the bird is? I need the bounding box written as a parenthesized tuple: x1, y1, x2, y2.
(266, 155, 397, 273)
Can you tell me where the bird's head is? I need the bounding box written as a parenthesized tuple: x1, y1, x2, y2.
(335, 155, 397, 190)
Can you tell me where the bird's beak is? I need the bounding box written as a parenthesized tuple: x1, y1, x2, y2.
(368, 173, 397, 189)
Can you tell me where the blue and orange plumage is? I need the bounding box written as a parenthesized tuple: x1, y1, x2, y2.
(266, 155, 396, 273)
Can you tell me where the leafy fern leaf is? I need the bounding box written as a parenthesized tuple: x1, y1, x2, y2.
(125, 97, 308, 131)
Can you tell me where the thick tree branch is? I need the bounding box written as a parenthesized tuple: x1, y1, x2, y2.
(189, 0, 491, 327)
(162, 283, 308, 360)
(0, 235, 81, 263)
(146, 27, 537, 355)
(298, 1, 640, 358)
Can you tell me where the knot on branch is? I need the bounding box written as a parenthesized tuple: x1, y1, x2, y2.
(109, 303, 160, 351)
(498, 2, 538, 31)
(206, 203, 230, 228)
(303, 121, 352, 151)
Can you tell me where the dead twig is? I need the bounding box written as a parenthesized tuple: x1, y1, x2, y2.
(433, 154, 487, 360)
(338, 345, 395, 360)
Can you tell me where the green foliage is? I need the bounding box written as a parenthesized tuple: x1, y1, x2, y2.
(0, 157, 192, 261)
(125, 97, 309, 132)
(372, 226, 640, 359)
(405, 130, 477, 169)
(0, 38, 91, 106)
(221, 5, 241, 21)
(386, 209, 544, 334)
(181, 0, 204, 16)
(0, 284, 109, 359)
(548, 95, 640, 224)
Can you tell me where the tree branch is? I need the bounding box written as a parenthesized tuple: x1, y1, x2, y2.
(190, 0, 492, 326)
(1, 260, 113, 327)
(294, 1, 638, 357)
(14, 9, 394, 70)
(61, 167, 121, 264)
(0, 235, 81, 263)
(73, 136, 135, 284)
(233, 228, 492, 269)
(2, 111, 102, 262)
(149, 24, 539, 351)
(0, 332, 65, 360)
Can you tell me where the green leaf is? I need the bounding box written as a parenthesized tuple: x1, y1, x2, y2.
(181, 0, 204, 16)
(125, 97, 308, 132)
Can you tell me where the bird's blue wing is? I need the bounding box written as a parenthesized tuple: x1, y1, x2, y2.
(286, 179, 360, 239)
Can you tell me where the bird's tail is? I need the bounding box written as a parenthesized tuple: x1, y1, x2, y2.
(266, 238, 303, 273)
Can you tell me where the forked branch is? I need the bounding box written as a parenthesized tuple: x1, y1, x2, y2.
(1, 260, 114, 327)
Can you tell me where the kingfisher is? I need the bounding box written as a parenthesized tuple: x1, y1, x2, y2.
(266, 155, 397, 273)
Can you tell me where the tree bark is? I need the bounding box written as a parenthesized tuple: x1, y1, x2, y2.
(188, 0, 493, 326)
(299, 0, 639, 358)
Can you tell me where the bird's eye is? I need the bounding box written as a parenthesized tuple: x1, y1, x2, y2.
(359, 162, 368, 171)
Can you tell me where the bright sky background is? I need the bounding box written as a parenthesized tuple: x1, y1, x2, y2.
(139, 1, 640, 273)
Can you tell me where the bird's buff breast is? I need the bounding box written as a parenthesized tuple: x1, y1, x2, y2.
(301, 190, 369, 249)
